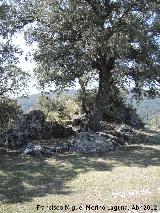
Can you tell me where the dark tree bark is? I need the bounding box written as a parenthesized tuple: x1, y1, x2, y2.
(78, 78, 88, 115)
(88, 57, 115, 131)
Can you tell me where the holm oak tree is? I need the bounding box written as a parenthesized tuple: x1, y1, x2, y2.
(21, 0, 160, 130)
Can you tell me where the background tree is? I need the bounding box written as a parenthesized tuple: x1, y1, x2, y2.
(37, 95, 80, 122)
(0, 1, 28, 97)
(0, 1, 28, 132)
(0, 96, 22, 133)
(21, 0, 160, 130)
(77, 72, 98, 115)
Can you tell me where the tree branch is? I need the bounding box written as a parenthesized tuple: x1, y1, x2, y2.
(85, 0, 100, 17)
(106, 0, 139, 38)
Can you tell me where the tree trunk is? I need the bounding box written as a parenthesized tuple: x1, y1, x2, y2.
(78, 78, 88, 115)
(88, 58, 114, 131)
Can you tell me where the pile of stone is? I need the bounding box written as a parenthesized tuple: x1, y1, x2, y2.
(22, 143, 55, 156)
(71, 132, 120, 154)
(22, 142, 72, 156)
(21, 124, 133, 156)
(14, 110, 74, 140)
(0, 110, 75, 149)
(21, 124, 132, 156)
(71, 124, 134, 154)
(0, 107, 134, 156)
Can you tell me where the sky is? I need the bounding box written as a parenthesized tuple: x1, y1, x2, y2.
(12, 33, 40, 95)
(12, 32, 64, 96)
(12, 32, 98, 97)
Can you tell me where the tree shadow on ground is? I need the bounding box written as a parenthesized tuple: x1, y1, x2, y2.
(133, 128, 160, 146)
(0, 150, 113, 204)
(105, 145, 160, 167)
(55, 144, 160, 170)
(0, 130, 159, 204)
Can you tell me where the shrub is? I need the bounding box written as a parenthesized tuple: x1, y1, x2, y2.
(37, 95, 81, 123)
(0, 97, 22, 133)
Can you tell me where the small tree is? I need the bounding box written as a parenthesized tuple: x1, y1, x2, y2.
(0, 2, 28, 133)
(0, 97, 22, 133)
(77, 88, 98, 114)
(0, 2, 28, 97)
(37, 95, 80, 122)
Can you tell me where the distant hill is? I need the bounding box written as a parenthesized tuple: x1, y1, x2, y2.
(17, 93, 41, 112)
(18, 90, 160, 124)
(130, 97, 160, 122)
(17, 89, 77, 112)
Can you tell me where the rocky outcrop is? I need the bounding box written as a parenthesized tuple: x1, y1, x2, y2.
(71, 131, 123, 154)
(71, 124, 134, 154)
(42, 121, 75, 139)
(0, 108, 134, 156)
(22, 143, 72, 156)
(22, 143, 56, 156)
(0, 110, 75, 149)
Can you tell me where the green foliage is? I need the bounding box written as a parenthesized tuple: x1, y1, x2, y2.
(147, 116, 160, 129)
(0, 1, 29, 134)
(76, 88, 97, 113)
(20, 0, 160, 97)
(11, 0, 160, 129)
(37, 95, 80, 122)
(0, 1, 29, 97)
(0, 97, 22, 133)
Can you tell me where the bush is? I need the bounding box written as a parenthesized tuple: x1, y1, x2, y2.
(37, 95, 81, 123)
(76, 88, 97, 114)
(0, 97, 22, 133)
(147, 116, 160, 129)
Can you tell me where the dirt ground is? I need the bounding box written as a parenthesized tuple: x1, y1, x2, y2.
(0, 128, 160, 213)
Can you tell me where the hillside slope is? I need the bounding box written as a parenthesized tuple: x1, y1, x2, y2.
(18, 91, 160, 124)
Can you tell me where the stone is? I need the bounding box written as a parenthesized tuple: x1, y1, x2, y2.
(116, 124, 134, 142)
(72, 131, 123, 154)
(22, 142, 73, 156)
(56, 144, 70, 153)
(118, 124, 133, 133)
(22, 143, 55, 156)
(3, 129, 29, 148)
(23, 143, 36, 155)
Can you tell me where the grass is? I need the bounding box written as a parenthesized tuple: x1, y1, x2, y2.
(0, 129, 160, 213)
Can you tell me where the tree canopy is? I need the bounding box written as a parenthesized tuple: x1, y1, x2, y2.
(16, 0, 160, 130)
(0, 96, 21, 133)
(0, 1, 28, 132)
(0, 1, 28, 97)
(22, 0, 160, 91)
